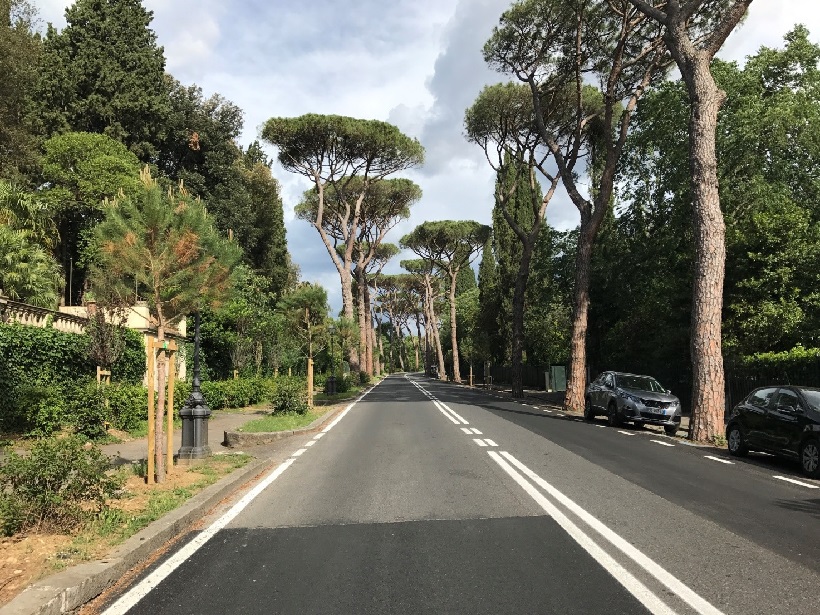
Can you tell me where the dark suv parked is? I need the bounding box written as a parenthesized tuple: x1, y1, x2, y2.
(585, 371, 682, 435)
(725, 385, 820, 478)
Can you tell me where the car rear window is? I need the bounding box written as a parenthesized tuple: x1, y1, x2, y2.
(800, 389, 820, 410)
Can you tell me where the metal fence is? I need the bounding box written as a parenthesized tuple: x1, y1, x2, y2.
(724, 358, 820, 411)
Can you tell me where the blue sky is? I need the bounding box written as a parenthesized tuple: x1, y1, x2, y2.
(36, 0, 820, 313)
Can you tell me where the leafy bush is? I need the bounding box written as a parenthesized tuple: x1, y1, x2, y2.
(335, 374, 352, 394)
(0, 436, 123, 535)
(106, 383, 148, 431)
(15, 381, 66, 436)
(358, 371, 371, 386)
(65, 381, 109, 439)
(270, 377, 308, 414)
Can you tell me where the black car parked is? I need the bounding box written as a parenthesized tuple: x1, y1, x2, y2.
(725, 385, 820, 478)
(585, 371, 682, 435)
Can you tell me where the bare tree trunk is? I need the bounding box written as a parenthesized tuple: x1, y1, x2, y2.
(363, 281, 374, 375)
(448, 272, 461, 383)
(563, 225, 595, 414)
(413, 318, 422, 371)
(680, 54, 726, 443)
(339, 268, 360, 371)
(395, 323, 405, 371)
(426, 278, 446, 379)
(510, 243, 534, 398)
(355, 267, 368, 376)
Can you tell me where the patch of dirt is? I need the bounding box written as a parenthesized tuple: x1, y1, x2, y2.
(0, 458, 248, 608)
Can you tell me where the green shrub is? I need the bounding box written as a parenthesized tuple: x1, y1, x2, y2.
(15, 381, 66, 436)
(66, 381, 109, 439)
(358, 371, 371, 386)
(173, 380, 192, 413)
(271, 377, 308, 414)
(0, 436, 123, 535)
(200, 380, 227, 411)
(106, 383, 149, 431)
(335, 374, 352, 394)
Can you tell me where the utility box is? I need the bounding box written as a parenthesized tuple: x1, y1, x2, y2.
(549, 365, 567, 392)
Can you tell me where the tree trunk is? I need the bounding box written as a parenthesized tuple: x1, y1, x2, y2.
(154, 308, 166, 484)
(679, 52, 727, 443)
(355, 267, 368, 376)
(339, 268, 360, 371)
(563, 225, 595, 414)
(395, 323, 405, 371)
(510, 242, 534, 398)
(363, 281, 374, 375)
(426, 277, 446, 379)
(448, 271, 461, 383)
(414, 317, 422, 371)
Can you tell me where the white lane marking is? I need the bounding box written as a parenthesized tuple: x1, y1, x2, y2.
(101, 379, 383, 615)
(488, 452, 676, 615)
(433, 401, 461, 425)
(544, 409, 553, 413)
(437, 400, 470, 424)
(484, 439, 498, 447)
(292, 448, 307, 457)
(305, 441, 316, 447)
(313, 433, 324, 440)
(650, 440, 675, 447)
(704, 455, 734, 465)
(461, 427, 473, 435)
(473, 438, 488, 447)
(596, 425, 606, 428)
(773, 475, 819, 489)
(470, 428, 483, 435)
(101, 459, 296, 615)
(498, 451, 725, 615)
(617, 430, 636, 436)
(556, 413, 565, 417)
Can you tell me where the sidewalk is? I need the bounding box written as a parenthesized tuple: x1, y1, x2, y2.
(101, 409, 268, 466)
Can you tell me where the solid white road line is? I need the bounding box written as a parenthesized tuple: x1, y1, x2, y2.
(704, 456, 734, 465)
(435, 402, 461, 425)
(484, 439, 498, 447)
(473, 438, 488, 447)
(498, 451, 725, 615)
(461, 427, 473, 435)
(773, 475, 819, 489)
(436, 400, 470, 424)
(488, 452, 677, 615)
(101, 378, 383, 615)
(650, 440, 675, 447)
(617, 430, 636, 436)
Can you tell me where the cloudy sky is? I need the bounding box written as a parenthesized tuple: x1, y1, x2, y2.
(36, 0, 820, 312)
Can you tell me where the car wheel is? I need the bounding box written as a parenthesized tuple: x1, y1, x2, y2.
(607, 403, 622, 427)
(800, 439, 820, 478)
(664, 425, 678, 436)
(584, 398, 595, 421)
(726, 424, 748, 457)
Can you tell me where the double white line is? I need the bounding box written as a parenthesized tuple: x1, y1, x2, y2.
(489, 451, 724, 615)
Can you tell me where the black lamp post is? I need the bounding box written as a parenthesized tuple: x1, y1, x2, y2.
(326, 323, 337, 395)
(178, 311, 211, 461)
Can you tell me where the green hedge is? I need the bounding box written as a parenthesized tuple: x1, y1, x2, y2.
(2, 376, 306, 437)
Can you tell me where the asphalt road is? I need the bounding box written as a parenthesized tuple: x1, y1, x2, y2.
(96, 375, 819, 615)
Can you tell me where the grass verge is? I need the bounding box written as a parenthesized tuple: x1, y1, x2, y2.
(238, 410, 325, 433)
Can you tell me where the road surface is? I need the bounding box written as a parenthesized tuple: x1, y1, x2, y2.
(95, 374, 820, 615)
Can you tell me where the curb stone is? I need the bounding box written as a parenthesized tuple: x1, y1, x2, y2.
(0, 388, 374, 615)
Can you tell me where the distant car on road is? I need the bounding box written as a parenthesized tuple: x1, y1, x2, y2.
(725, 385, 820, 478)
(585, 371, 682, 435)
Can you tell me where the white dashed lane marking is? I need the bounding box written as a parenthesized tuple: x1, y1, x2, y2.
(704, 455, 734, 465)
(484, 439, 498, 447)
(773, 475, 818, 489)
(617, 430, 635, 436)
(473, 438, 488, 447)
(460, 427, 473, 435)
(470, 428, 483, 435)
(650, 440, 675, 447)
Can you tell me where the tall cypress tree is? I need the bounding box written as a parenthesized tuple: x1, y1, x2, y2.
(34, 0, 170, 161)
(492, 154, 539, 359)
(476, 234, 502, 363)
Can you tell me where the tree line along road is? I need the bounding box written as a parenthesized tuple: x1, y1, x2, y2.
(92, 375, 819, 615)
